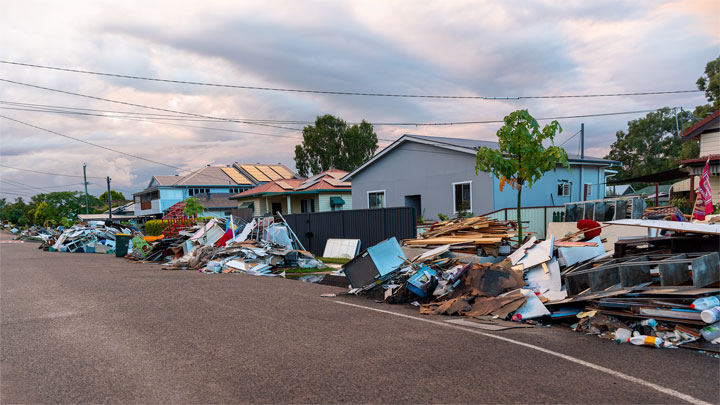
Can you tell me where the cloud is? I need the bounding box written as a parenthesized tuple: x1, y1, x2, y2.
(0, 0, 717, 197)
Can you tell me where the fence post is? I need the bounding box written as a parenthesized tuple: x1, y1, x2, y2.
(544, 207, 548, 239)
(504, 209, 507, 221)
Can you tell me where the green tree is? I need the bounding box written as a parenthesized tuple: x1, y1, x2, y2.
(476, 110, 568, 245)
(294, 114, 378, 177)
(98, 190, 128, 203)
(605, 108, 695, 179)
(696, 55, 720, 109)
(33, 201, 51, 225)
(182, 197, 205, 218)
(31, 191, 87, 222)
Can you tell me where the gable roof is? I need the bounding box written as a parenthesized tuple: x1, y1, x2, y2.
(342, 134, 620, 181)
(135, 163, 299, 195)
(230, 170, 351, 199)
(681, 109, 719, 141)
(192, 193, 238, 209)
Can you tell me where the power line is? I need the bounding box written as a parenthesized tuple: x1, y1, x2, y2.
(0, 164, 105, 179)
(0, 79, 303, 132)
(558, 129, 581, 147)
(0, 60, 704, 100)
(0, 78, 678, 127)
(0, 114, 191, 172)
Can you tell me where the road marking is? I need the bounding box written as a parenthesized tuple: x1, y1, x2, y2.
(333, 300, 711, 405)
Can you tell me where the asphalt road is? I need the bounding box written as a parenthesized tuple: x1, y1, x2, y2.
(1, 233, 719, 404)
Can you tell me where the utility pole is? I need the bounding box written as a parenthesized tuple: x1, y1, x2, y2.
(83, 163, 90, 214)
(580, 123, 585, 200)
(673, 107, 681, 137)
(106, 176, 112, 221)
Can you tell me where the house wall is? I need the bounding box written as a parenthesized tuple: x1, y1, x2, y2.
(160, 188, 184, 212)
(700, 132, 720, 157)
(318, 192, 352, 211)
(492, 163, 607, 210)
(350, 142, 494, 220)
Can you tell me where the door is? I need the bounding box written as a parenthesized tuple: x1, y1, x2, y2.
(271, 202, 282, 215)
(404, 195, 422, 222)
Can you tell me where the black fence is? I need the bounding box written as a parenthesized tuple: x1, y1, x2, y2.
(282, 207, 417, 256)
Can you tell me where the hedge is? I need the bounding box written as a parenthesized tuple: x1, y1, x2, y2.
(144, 220, 166, 236)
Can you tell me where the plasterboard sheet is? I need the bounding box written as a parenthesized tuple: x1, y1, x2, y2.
(608, 219, 720, 235)
(517, 236, 553, 268)
(412, 244, 450, 262)
(558, 236, 605, 266)
(525, 258, 561, 293)
(515, 289, 551, 319)
(508, 236, 536, 265)
(323, 239, 361, 259)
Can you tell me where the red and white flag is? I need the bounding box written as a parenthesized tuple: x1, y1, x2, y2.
(693, 159, 714, 220)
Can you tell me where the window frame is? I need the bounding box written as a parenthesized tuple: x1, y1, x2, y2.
(367, 190, 386, 209)
(557, 182, 570, 196)
(452, 181, 472, 214)
(300, 198, 315, 213)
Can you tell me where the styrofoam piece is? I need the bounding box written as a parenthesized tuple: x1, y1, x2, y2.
(323, 239, 362, 259)
(508, 236, 536, 265)
(515, 289, 551, 319)
(543, 290, 568, 301)
(517, 236, 553, 269)
(557, 236, 605, 266)
(525, 258, 561, 293)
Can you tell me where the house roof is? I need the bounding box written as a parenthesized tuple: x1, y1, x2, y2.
(135, 163, 299, 195)
(680, 154, 720, 166)
(230, 169, 351, 199)
(192, 193, 238, 209)
(152, 175, 180, 186)
(634, 184, 672, 196)
(681, 109, 719, 141)
(342, 134, 621, 181)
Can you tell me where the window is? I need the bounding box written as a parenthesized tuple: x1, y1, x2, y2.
(584, 183, 592, 199)
(188, 188, 210, 196)
(368, 191, 385, 209)
(330, 196, 345, 211)
(453, 182, 471, 213)
(301, 199, 315, 213)
(557, 182, 570, 196)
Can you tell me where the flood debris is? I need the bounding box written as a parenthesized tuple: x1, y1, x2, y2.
(341, 215, 719, 353)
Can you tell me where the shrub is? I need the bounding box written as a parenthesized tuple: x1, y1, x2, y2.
(144, 220, 166, 236)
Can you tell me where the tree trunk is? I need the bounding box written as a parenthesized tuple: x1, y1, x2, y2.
(517, 184, 523, 246)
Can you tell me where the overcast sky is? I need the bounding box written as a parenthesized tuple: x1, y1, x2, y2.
(1, 0, 718, 199)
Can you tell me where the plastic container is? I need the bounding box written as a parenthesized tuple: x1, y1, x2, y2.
(700, 306, 720, 324)
(700, 322, 720, 342)
(628, 335, 663, 347)
(114, 233, 131, 257)
(640, 319, 658, 328)
(614, 328, 632, 343)
(690, 296, 720, 310)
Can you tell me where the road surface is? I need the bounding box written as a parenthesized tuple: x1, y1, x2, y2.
(1, 233, 718, 404)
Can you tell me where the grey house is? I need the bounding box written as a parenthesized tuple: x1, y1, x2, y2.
(342, 134, 619, 220)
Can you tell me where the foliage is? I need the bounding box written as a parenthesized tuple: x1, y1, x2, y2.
(316, 256, 351, 265)
(182, 197, 206, 218)
(144, 220, 166, 236)
(670, 197, 689, 214)
(437, 213, 449, 221)
(476, 109, 568, 244)
(99, 190, 128, 202)
(33, 201, 52, 225)
(605, 108, 696, 179)
(294, 114, 378, 177)
(696, 55, 720, 109)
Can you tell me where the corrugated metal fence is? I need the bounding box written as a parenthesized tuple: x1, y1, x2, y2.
(482, 206, 564, 239)
(282, 207, 417, 256)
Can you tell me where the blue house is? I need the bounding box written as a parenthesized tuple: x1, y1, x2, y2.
(343, 135, 619, 220)
(133, 163, 298, 218)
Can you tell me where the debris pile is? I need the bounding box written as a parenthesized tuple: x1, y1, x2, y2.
(16, 225, 58, 243)
(131, 216, 324, 276)
(341, 217, 720, 353)
(44, 222, 131, 254)
(404, 215, 517, 255)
